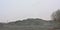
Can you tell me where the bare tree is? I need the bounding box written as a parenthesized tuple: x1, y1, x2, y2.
(51, 9, 60, 22)
(51, 9, 60, 30)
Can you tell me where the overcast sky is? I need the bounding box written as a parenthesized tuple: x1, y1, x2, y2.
(0, 0, 60, 22)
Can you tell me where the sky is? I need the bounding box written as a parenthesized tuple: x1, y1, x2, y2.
(0, 0, 60, 22)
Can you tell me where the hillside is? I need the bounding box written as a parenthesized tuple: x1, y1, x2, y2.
(0, 18, 59, 30)
(7, 18, 47, 26)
